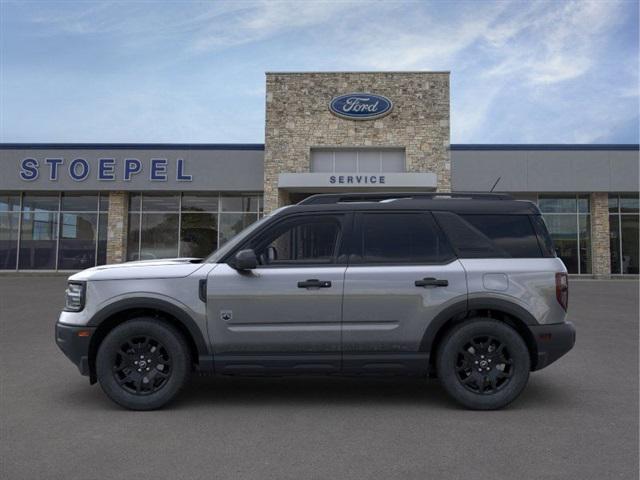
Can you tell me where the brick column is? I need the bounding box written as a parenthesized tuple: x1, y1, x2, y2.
(106, 191, 129, 264)
(590, 192, 611, 277)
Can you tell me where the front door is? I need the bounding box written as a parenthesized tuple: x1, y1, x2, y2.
(341, 211, 468, 373)
(206, 213, 349, 374)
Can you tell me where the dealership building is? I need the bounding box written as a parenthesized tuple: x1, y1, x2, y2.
(0, 72, 638, 276)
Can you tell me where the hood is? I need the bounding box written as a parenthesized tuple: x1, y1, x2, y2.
(68, 258, 206, 281)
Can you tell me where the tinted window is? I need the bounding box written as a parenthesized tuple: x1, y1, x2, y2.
(358, 213, 454, 264)
(253, 216, 342, 265)
(460, 215, 541, 258)
(433, 211, 502, 258)
(530, 215, 556, 257)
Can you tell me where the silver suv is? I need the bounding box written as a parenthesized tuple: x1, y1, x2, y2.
(56, 192, 575, 410)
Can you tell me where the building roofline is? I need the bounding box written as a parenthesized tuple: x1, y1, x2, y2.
(450, 144, 640, 151)
(0, 143, 266, 151)
(0, 143, 637, 151)
(265, 71, 451, 74)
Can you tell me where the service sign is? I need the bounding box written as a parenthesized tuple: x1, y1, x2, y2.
(329, 93, 393, 120)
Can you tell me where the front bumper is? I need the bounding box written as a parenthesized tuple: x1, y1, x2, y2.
(530, 321, 576, 371)
(55, 322, 95, 376)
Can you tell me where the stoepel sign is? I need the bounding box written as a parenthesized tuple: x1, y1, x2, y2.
(329, 93, 393, 120)
(19, 157, 192, 182)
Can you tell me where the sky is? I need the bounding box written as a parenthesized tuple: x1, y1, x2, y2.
(0, 0, 638, 144)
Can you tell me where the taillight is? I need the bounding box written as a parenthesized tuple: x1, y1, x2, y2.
(555, 272, 569, 311)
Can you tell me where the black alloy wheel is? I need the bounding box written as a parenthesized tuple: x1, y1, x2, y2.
(436, 318, 530, 410)
(96, 318, 190, 410)
(112, 335, 172, 395)
(455, 335, 513, 395)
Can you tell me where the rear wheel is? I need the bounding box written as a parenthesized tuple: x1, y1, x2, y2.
(96, 318, 190, 410)
(436, 318, 530, 410)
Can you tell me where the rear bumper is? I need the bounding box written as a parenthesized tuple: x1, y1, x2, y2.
(530, 321, 576, 371)
(55, 322, 95, 376)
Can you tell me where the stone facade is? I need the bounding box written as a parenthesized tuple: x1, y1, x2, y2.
(264, 72, 450, 212)
(106, 191, 129, 264)
(590, 192, 611, 277)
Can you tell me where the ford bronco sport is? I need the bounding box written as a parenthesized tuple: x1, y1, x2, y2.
(56, 192, 575, 410)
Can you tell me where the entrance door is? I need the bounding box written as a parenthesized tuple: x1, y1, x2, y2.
(341, 211, 468, 373)
(206, 212, 350, 374)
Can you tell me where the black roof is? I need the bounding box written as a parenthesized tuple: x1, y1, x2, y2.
(284, 192, 541, 215)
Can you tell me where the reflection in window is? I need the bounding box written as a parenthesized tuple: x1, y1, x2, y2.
(19, 211, 58, 269)
(0, 212, 19, 269)
(219, 213, 259, 245)
(254, 217, 341, 265)
(58, 213, 98, 269)
(1, 192, 108, 270)
(127, 192, 262, 261)
(180, 213, 218, 258)
(609, 194, 639, 274)
(538, 195, 591, 274)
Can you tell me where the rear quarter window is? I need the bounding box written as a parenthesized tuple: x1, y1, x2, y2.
(434, 212, 543, 258)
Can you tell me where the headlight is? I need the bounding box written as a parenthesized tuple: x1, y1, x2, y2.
(64, 282, 86, 312)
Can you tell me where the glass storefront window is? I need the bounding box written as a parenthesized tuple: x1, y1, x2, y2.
(182, 193, 219, 212)
(58, 212, 98, 269)
(140, 213, 179, 260)
(538, 194, 591, 274)
(127, 192, 262, 261)
(0, 212, 19, 269)
(609, 194, 639, 274)
(220, 195, 261, 213)
(19, 211, 58, 269)
(61, 193, 99, 211)
(0, 192, 20, 212)
(180, 213, 218, 258)
(219, 213, 259, 245)
(142, 193, 180, 212)
(126, 213, 141, 261)
(0, 192, 108, 270)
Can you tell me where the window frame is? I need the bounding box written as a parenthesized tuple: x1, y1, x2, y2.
(349, 210, 457, 266)
(609, 193, 640, 275)
(537, 194, 591, 274)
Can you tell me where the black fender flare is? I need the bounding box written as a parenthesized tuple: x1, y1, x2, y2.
(87, 297, 209, 356)
(420, 297, 539, 353)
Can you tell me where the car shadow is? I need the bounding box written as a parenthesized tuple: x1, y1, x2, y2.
(55, 373, 576, 412)
(170, 374, 575, 411)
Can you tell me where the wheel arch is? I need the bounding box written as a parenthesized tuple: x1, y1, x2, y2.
(86, 298, 209, 384)
(422, 298, 540, 373)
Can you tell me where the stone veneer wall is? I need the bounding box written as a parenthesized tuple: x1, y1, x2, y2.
(106, 191, 129, 264)
(264, 72, 450, 212)
(590, 192, 611, 277)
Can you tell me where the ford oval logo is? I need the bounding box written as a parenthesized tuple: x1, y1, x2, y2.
(329, 93, 393, 120)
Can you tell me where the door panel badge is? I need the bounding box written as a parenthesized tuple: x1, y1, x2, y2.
(220, 310, 233, 322)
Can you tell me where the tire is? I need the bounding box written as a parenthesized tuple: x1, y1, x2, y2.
(96, 317, 191, 410)
(436, 318, 530, 410)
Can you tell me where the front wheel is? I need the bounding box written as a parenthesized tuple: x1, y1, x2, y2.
(436, 319, 530, 410)
(96, 318, 191, 410)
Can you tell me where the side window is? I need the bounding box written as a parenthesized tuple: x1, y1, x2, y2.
(357, 212, 454, 264)
(459, 214, 543, 258)
(252, 215, 342, 266)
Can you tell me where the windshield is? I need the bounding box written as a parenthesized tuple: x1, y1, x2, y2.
(205, 206, 291, 263)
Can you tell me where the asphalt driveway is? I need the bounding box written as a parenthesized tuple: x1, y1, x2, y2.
(1, 277, 638, 480)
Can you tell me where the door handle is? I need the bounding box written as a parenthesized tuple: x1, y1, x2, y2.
(297, 279, 332, 289)
(415, 277, 448, 287)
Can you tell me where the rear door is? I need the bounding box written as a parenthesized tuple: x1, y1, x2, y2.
(206, 212, 350, 374)
(341, 211, 467, 373)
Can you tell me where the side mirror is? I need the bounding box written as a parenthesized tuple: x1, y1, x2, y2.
(232, 249, 258, 271)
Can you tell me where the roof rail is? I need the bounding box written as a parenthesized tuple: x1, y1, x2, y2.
(298, 192, 514, 205)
